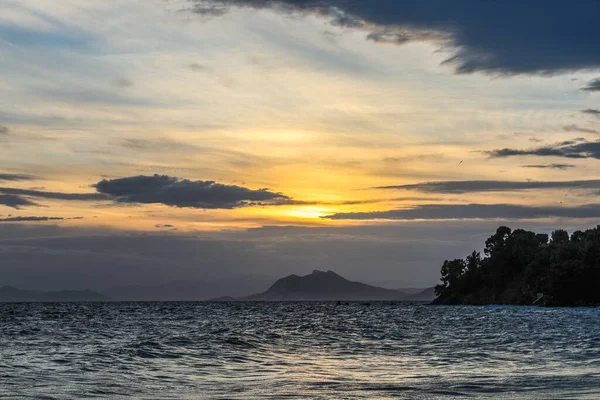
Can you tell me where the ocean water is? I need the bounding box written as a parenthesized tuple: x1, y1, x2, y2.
(1, 302, 599, 399)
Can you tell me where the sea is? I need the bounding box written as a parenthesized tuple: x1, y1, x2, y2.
(1, 302, 599, 399)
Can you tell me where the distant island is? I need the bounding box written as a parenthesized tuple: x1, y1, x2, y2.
(245, 270, 401, 301)
(0, 273, 436, 302)
(433, 226, 600, 306)
(0, 286, 106, 302)
(226, 270, 435, 301)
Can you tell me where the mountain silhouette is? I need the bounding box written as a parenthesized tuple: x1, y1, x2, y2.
(403, 287, 436, 301)
(0, 286, 106, 302)
(244, 270, 408, 301)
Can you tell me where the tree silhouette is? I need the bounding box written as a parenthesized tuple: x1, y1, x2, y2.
(434, 225, 600, 306)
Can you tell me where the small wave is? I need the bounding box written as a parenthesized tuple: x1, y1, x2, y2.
(223, 337, 258, 349)
(2, 302, 600, 399)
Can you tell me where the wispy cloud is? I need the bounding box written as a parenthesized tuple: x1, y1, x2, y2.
(374, 179, 600, 193)
(521, 164, 576, 170)
(0, 216, 66, 223)
(155, 224, 175, 229)
(38, 88, 153, 107)
(113, 78, 133, 88)
(0, 174, 37, 182)
(366, 31, 447, 45)
(0, 194, 38, 209)
(0, 187, 105, 201)
(582, 78, 600, 92)
(582, 109, 600, 116)
(487, 140, 600, 159)
(118, 138, 205, 154)
(324, 203, 600, 220)
(564, 124, 597, 134)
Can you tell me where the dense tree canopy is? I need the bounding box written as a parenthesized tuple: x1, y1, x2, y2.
(434, 226, 600, 306)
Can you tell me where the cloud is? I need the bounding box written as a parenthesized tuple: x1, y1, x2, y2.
(564, 124, 597, 134)
(582, 78, 600, 92)
(113, 78, 133, 88)
(38, 88, 152, 107)
(0, 194, 38, 209)
(189, 63, 208, 71)
(0, 174, 36, 182)
(489, 147, 574, 158)
(582, 109, 600, 116)
(0, 187, 105, 201)
(0, 216, 65, 222)
(190, 0, 600, 75)
(375, 179, 600, 194)
(522, 164, 576, 170)
(324, 203, 600, 221)
(366, 31, 446, 45)
(94, 174, 289, 209)
(0, 175, 295, 210)
(118, 138, 203, 153)
(487, 140, 600, 159)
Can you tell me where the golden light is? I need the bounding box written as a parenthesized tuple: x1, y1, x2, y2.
(283, 206, 331, 219)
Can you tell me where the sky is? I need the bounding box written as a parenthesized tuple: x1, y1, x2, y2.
(1, 0, 600, 291)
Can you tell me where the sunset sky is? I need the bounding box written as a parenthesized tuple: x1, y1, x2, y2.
(1, 0, 600, 290)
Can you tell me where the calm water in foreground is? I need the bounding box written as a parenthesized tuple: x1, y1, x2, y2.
(1, 302, 599, 399)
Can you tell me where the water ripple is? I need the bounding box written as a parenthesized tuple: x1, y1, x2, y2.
(0, 302, 599, 398)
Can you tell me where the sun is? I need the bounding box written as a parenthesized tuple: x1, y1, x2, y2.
(284, 206, 330, 219)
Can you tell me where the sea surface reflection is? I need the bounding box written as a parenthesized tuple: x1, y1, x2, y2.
(1, 302, 599, 399)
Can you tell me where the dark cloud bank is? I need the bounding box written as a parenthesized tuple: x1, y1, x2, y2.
(325, 204, 600, 221)
(95, 175, 288, 209)
(376, 179, 600, 194)
(4, 221, 600, 292)
(0, 175, 289, 211)
(0, 222, 538, 291)
(488, 140, 600, 160)
(0, 174, 403, 213)
(191, 0, 600, 75)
